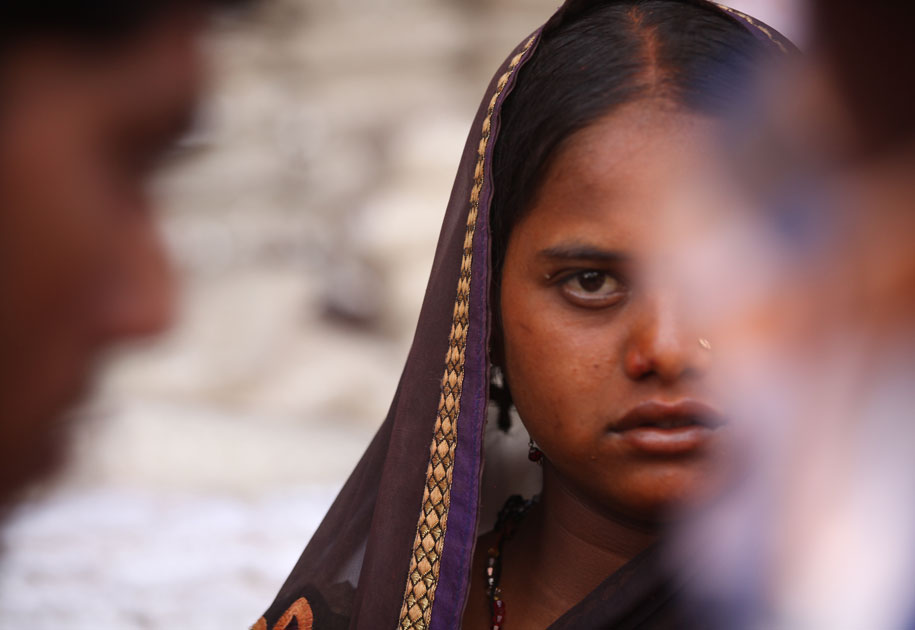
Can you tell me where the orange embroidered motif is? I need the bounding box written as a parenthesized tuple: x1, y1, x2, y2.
(251, 598, 314, 630)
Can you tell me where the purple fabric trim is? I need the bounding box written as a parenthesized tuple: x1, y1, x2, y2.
(428, 29, 544, 630)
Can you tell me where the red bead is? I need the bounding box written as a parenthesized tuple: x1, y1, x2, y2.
(491, 598, 506, 630)
(528, 447, 543, 462)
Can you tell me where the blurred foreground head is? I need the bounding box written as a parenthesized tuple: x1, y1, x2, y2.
(0, 0, 248, 514)
(664, 3, 915, 628)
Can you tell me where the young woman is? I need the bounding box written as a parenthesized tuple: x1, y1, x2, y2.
(254, 2, 793, 629)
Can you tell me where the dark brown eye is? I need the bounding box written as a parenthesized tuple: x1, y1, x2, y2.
(560, 270, 624, 307)
(578, 270, 607, 292)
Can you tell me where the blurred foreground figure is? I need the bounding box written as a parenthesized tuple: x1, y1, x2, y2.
(668, 2, 915, 628)
(0, 1, 247, 515)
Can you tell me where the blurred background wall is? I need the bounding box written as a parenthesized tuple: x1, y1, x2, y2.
(0, 1, 800, 628)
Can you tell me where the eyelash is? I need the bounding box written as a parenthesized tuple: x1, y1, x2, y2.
(553, 269, 627, 309)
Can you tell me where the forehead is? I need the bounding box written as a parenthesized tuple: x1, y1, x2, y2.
(3, 11, 205, 124)
(100, 12, 207, 115)
(522, 101, 719, 244)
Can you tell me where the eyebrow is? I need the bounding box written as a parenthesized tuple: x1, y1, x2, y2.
(536, 243, 629, 263)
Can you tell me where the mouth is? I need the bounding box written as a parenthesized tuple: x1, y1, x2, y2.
(608, 400, 726, 455)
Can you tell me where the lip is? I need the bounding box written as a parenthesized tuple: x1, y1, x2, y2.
(608, 400, 726, 455)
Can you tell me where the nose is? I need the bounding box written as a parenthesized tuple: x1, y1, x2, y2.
(623, 292, 706, 384)
(96, 219, 175, 342)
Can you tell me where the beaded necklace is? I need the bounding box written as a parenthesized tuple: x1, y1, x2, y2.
(485, 494, 539, 630)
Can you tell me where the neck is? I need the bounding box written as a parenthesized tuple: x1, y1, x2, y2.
(514, 462, 659, 613)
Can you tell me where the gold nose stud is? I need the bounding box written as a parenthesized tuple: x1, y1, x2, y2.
(698, 337, 712, 351)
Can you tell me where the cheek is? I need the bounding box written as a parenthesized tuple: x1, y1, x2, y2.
(0, 101, 136, 343)
(0, 132, 107, 423)
(1, 122, 89, 281)
(500, 279, 623, 447)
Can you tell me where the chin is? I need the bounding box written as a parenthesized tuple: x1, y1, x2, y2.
(0, 418, 71, 512)
(610, 462, 722, 524)
(0, 369, 90, 512)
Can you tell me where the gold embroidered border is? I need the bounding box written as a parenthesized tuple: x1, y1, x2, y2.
(713, 3, 789, 54)
(396, 34, 537, 630)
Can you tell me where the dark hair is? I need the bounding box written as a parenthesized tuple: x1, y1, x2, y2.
(489, 0, 770, 430)
(0, 1, 251, 52)
(490, 0, 767, 279)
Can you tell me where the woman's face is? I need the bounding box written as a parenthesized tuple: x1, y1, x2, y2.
(499, 102, 726, 522)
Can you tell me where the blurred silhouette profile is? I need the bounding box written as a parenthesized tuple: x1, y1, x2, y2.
(0, 1, 251, 517)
